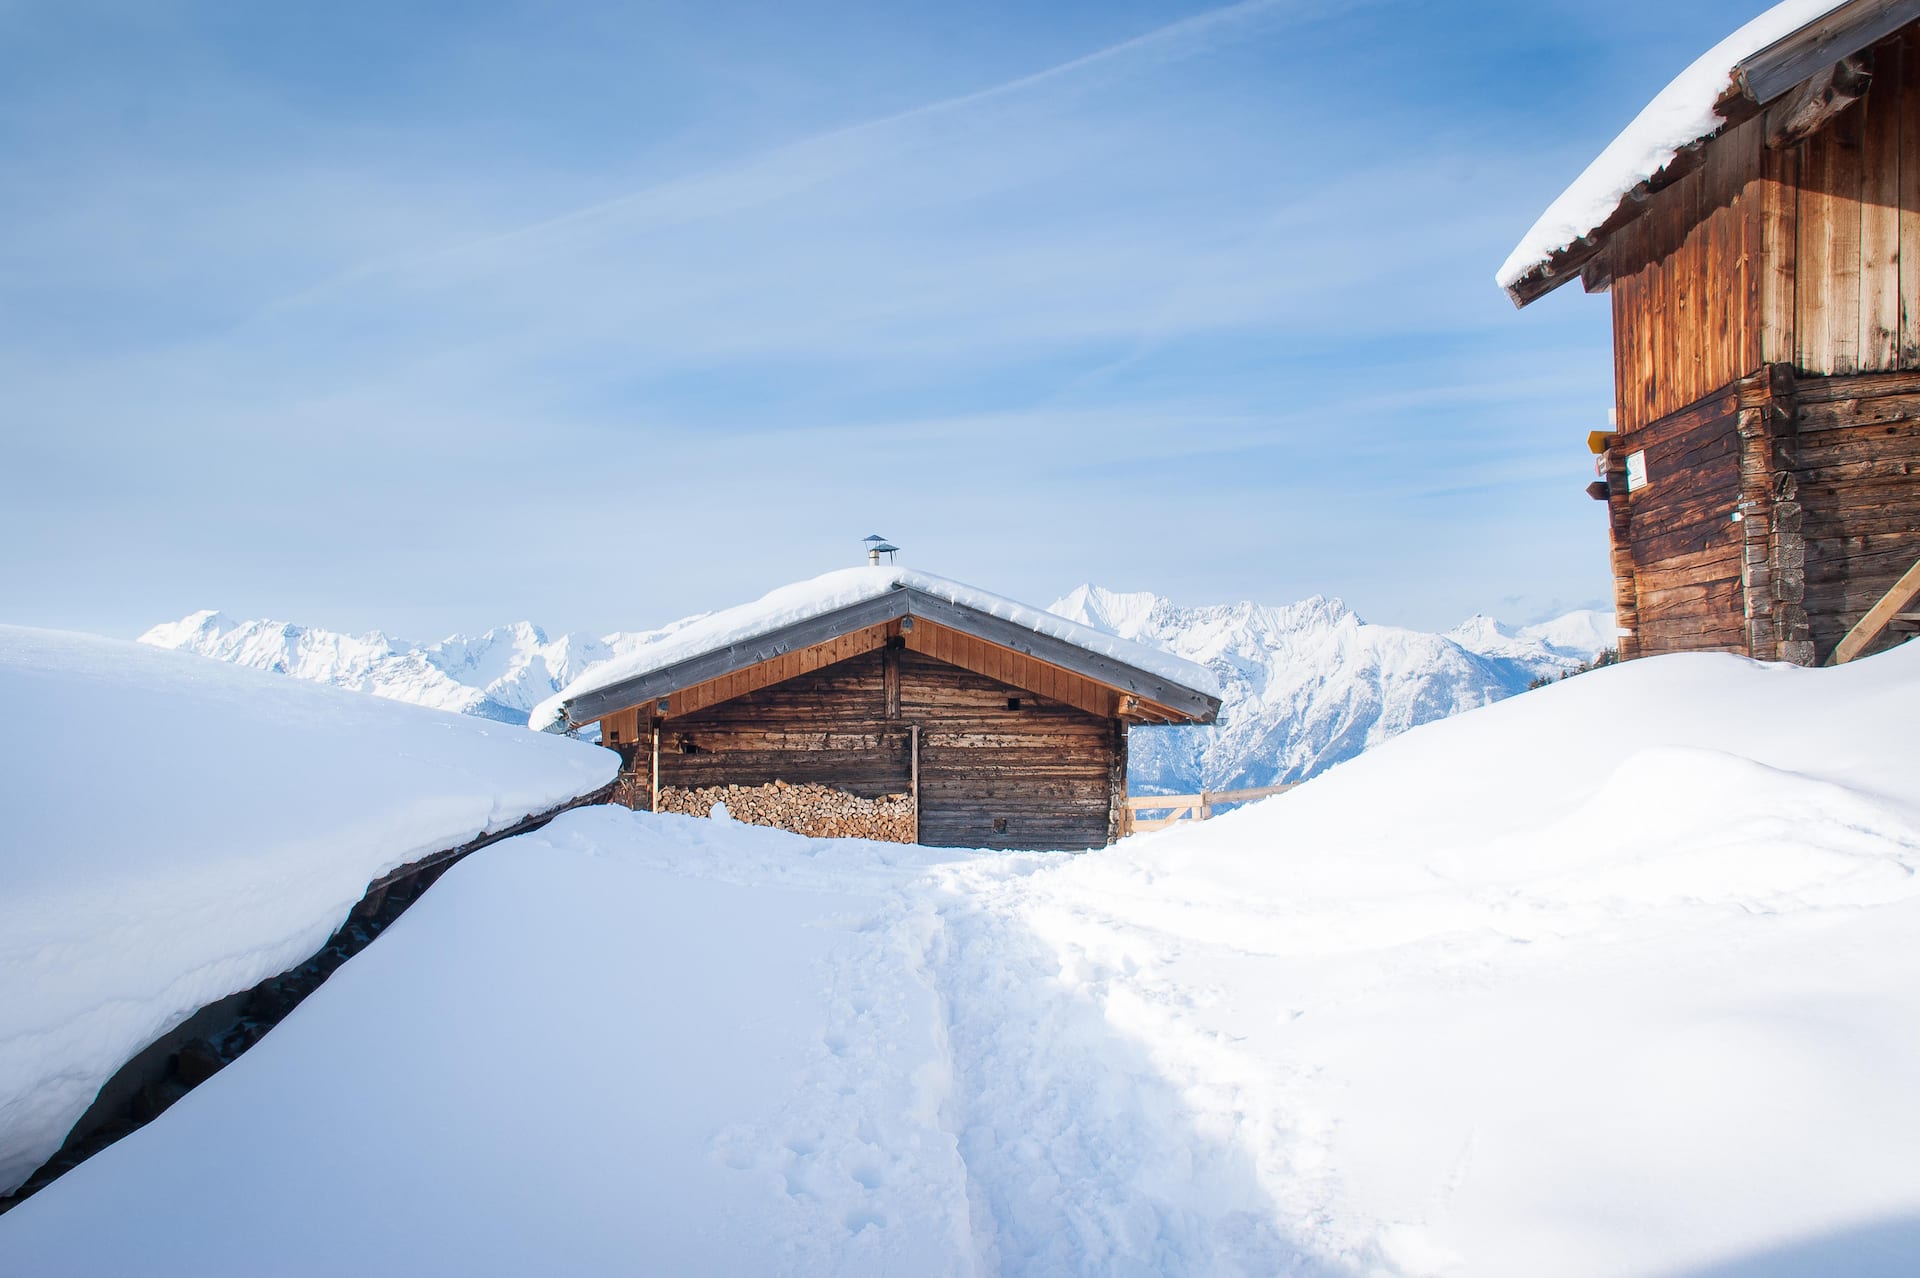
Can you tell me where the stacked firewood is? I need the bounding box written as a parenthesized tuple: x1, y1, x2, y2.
(657, 779, 916, 842)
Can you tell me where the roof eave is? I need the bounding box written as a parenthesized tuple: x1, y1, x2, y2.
(1507, 91, 1757, 309)
(1506, 0, 1920, 309)
(560, 585, 1222, 728)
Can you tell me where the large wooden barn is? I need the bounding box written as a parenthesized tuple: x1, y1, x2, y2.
(1503, 0, 1920, 665)
(537, 564, 1221, 850)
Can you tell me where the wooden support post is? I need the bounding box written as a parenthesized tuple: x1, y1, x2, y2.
(1602, 445, 1641, 659)
(908, 724, 920, 845)
(1107, 719, 1129, 844)
(1828, 554, 1920, 665)
(1767, 367, 1815, 665)
(650, 719, 662, 815)
(1736, 376, 1780, 658)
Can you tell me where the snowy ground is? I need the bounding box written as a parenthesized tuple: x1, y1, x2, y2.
(0, 625, 618, 1196)
(3, 644, 1918, 1275)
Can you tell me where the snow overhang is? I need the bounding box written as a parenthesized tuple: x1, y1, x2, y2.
(552, 584, 1223, 730)
(1500, 0, 1919, 308)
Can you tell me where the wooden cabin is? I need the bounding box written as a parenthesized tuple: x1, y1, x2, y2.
(540, 567, 1221, 850)
(1503, 0, 1920, 665)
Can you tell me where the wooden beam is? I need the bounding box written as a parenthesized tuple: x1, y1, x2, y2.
(1765, 53, 1874, 149)
(649, 720, 662, 814)
(1736, 0, 1920, 105)
(1122, 783, 1297, 810)
(1826, 553, 1920, 662)
(909, 724, 920, 845)
(882, 644, 902, 720)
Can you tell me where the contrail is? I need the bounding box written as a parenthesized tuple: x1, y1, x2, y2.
(251, 0, 1301, 318)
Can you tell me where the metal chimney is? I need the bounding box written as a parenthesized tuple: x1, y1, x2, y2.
(862, 534, 899, 566)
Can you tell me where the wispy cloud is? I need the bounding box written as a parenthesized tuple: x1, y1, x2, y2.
(2, 0, 1641, 639)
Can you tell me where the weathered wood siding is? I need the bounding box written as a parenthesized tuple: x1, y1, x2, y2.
(608, 646, 1121, 850)
(1607, 365, 1920, 662)
(1793, 369, 1920, 658)
(1603, 28, 1920, 431)
(1596, 29, 1920, 660)
(1607, 112, 1768, 432)
(901, 652, 1115, 851)
(1791, 31, 1920, 377)
(1605, 386, 1750, 656)
(658, 650, 913, 799)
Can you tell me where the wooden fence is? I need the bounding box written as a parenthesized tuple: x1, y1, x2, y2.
(1120, 783, 1295, 834)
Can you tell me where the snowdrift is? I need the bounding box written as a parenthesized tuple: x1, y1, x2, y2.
(2, 642, 1917, 1275)
(0, 625, 618, 1196)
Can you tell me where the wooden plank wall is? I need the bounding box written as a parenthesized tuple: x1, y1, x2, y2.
(902, 652, 1115, 851)
(1597, 30, 1920, 660)
(1608, 113, 1766, 432)
(1604, 28, 1920, 431)
(902, 622, 1119, 721)
(609, 647, 1120, 850)
(1792, 30, 1920, 375)
(656, 651, 912, 802)
(1792, 368, 1920, 658)
(1610, 388, 1751, 653)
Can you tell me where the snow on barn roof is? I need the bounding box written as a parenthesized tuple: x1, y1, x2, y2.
(1498, 0, 1913, 305)
(531, 566, 1224, 731)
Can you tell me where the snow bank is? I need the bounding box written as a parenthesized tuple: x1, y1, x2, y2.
(0, 809, 976, 1274)
(1010, 643, 1920, 1273)
(532, 566, 1221, 730)
(0, 625, 618, 1195)
(5, 642, 1918, 1274)
(1497, 0, 1843, 291)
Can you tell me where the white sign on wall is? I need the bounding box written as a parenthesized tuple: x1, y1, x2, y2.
(1625, 449, 1649, 493)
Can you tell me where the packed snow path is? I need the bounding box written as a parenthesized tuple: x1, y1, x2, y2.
(4, 647, 1919, 1274)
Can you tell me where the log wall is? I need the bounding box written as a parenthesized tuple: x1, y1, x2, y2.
(1604, 383, 1751, 656)
(1607, 365, 1920, 662)
(1792, 369, 1920, 658)
(606, 645, 1121, 850)
(902, 652, 1116, 851)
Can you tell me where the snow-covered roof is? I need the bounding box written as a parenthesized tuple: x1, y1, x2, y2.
(533, 566, 1223, 730)
(1498, 0, 1896, 304)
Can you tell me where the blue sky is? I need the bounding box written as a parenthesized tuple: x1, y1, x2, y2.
(3, 0, 1770, 639)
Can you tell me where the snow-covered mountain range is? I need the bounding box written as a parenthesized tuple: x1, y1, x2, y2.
(141, 591, 1614, 792)
(137, 611, 692, 725)
(1049, 586, 1614, 793)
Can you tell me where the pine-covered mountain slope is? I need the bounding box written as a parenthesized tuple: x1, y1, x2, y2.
(1049, 586, 1613, 794)
(142, 591, 1612, 792)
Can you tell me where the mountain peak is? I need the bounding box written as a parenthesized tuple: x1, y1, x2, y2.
(137, 609, 235, 648)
